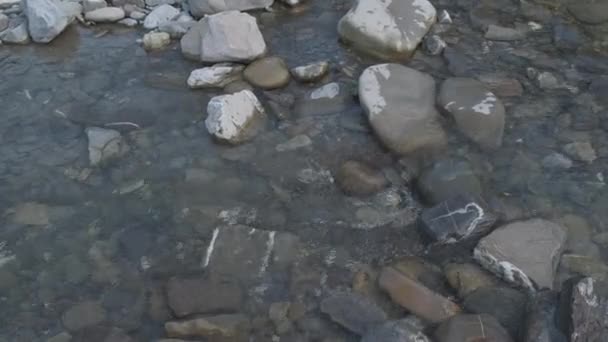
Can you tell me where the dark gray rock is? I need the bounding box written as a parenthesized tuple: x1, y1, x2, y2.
(166, 276, 243, 317)
(361, 319, 431, 342)
(419, 194, 496, 244)
(320, 292, 387, 335)
(568, 0, 608, 24)
(524, 290, 567, 342)
(435, 314, 514, 342)
(417, 158, 483, 205)
(553, 23, 584, 51)
(569, 277, 608, 341)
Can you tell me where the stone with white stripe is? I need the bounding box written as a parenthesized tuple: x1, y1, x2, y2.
(205, 90, 266, 144)
(338, 0, 437, 60)
(438, 77, 505, 149)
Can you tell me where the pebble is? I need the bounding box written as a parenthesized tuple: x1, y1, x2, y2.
(205, 90, 266, 144)
(269, 302, 293, 334)
(417, 158, 483, 205)
(82, 0, 106, 13)
(86, 127, 129, 166)
(167, 276, 243, 317)
(84, 7, 125, 22)
(290, 61, 329, 82)
(423, 35, 446, 55)
(142, 31, 170, 49)
(11, 202, 49, 225)
(485, 24, 526, 40)
(362, 319, 431, 342)
(243, 56, 291, 90)
(463, 286, 527, 338)
(165, 314, 251, 340)
(310, 82, 340, 99)
(275, 134, 312, 152)
(569, 277, 608, 340)
(336, 160, 388, 196)
(435, 314, 513, 342)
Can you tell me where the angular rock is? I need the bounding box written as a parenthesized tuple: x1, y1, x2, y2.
(419, 194, 496, 244)
(417, 158, 483, 205)
(143, 4, 179, 29)
(165, 314, 250, 341)
(438, 77, 505, 149)
(143, 31, 171, 50)
(204, 90, 265, 144)
(569, 277, 608, 342)
(422, 34, 446, 55)
(444, 263, 497, 298)
(291, 61, 329, 82)
(379, 266, 461, 323)
(85, 7, 125, 22)
(189, 0, 273, 17)
(474, 219, 566, 291)
(359, 63, 446, 155)
(23, 0, 68, 43)
(62, 301, 106, 331)
(0, 14, 8, 32)
(338, 0, 437, 60)
(361, 319, 431, 342)
(187, 63, 244, 89)
(435, 314, 514, 342)
(320, 292, 387, 335)
(243, 56, 290, 90)
(166, 276, 243, 317)
(485, 24, 526, 41)
(568, 0, 608, 25)
(83, 0, 107, 13)
(180, 20, 205, 61)
(336, 160, 388, 196)
(0, 19, 30, 44)
(158, 21, 194, 39)
(86, 127, 129, 166)
(524, 290, 567, 342)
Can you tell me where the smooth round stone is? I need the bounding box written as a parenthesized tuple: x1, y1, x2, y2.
(243, 56, 291, 90)
(85, 7, 125, 22)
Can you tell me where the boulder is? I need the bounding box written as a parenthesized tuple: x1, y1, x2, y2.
(189, 0, 274, 17)
(142, 32, 171, 50)
(291, 61, 329, 82)
(438, 77, 505, 149)
(320, 292, 387, 335)
(180, 20, 205, 61)
(143, 4, 179, 29)
(23, 0, 69, 43)
(338, 0, 436, 60)
(85, 7, 125, 22)
(359, 63, 446, 155)
(243, 56, 290, 89)
(187, 63, 244, 89)
(204, 90, 266, 144)
(435, 314, 514, 342)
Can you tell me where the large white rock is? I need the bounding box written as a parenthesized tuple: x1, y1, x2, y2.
(60, 2, 83, 24)
(143, 31, 170, 50)
(205, 90, 266, 144)
(187, 63, 244, 89)
(143, 4, 179, 29)
(85, 7, 125, 22)
(23, 0, 69, 43)
(189, 0, 274, 17)
(338, 0, 437, 60)
(359, 63, 446, 154)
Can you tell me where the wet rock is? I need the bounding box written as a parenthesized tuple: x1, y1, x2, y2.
(243, 56, 290, 90)
(189, 0, 273, 17)
(129, 10, 145, 20)
(359, 63, 446, 154)
(85, 7, 125, 22)
(568, 0, 608, 25)
(291, 61, 329, 82)
(338, 0, 436, 60)
(361, 319, 431, 342)
(0, 14, 7, 32)
(269, 302, 292, 334)
(435, 314, 514, 342)
(419, 194, 496, 244)
(422, 34, 446, 55)
(204, 90, 266, 144)
(389, 257, 448, 294)
(147, 286, 171, 321)
(444, 263, 497, 298)
(165, 314, 251, 341)
(569, 277, 608, 341)
(143, 4, 178, 29)
(542, 152, 573, 169)
(559, 214, 600, 259)
(143, 31, 170, 50)
(62, 301, 106, 331)
(166, 276, 243, 317)
(379, 266, 461, 323)
(187, 63, 244, 89)
(11, 202, 50, 225)
(83, 0, 106, 13)
(477, 73, 523, 97)
(46, 332, 72, 342)
(275, 134, 312, 152)
(118, 18, 137, 27)
(310, 82, 340, 100)
(146, 0, 174, 5)
(463, 286, 527, 338)
(438, 77, 505, 149)
(417, 158, 482, 205)
(336, 160, 388, 196)
(320, 292, 387, 335)
(560, 254, 608, 279)
(158, 21, 193, 39)
(524, 290, 567, 342)
(474, 219, 567, 291)
(23, 0, 68, 43)
(485, 24, 525, 41)
(563, 141, 597, 163)
(553, 23, 584, 51)
(86, 127, 129, 166)
(0, 0, 19, 8)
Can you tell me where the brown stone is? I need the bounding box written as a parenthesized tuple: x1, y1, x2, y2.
(166, 276, 243, 317)
(337, 160, 388, 196)
(444, 263, 497, 298)
(379, 266, 461, 323)
(165, 314, 250, 342)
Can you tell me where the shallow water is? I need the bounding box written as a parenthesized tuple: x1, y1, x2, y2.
(1, 0, 607, 341)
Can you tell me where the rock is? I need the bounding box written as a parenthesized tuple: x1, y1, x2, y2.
(180, 20, 205, 60)
(224, 80, 253, 94)
(553, 23, 583, 51)
(338, 0, 437, 60)
(435, 314, 514, 342)
(536, 71, 561, 90)
(60, 2, 82, 24)
(143, 4, 178, 29)
(320, 292, 387, 335)
(419, 194, 496, 244)
(0, 19, 30, 44)
(129, 10, 145, 20)
(336, 160, 388, 196)
(463, 286, 528, 339)
(542, 152, 573, 169)
(83, 0, 106, 13)
(166, 276, 243, 317)
(438, 77, 505, 149)
(23, 0, 68, 43)
(0, 0, 19, 8)
(390, 257, 448, 295)
(563, 141, 597, 163)
(310, 82, 340, 100)
(85, 7, 125, 22)
(477, 73, 523, 97)
(46, 332, 72, 342)
(158, 21, 193, 38)
(11, 202, 50, 225)
(111, 0, 144, 7)
(524, 290, 567, 342)
(0, 14, 8, 32)
(568, 0, 608, 25)
(165, 314, 250, 341)
(243, 56, 290, 89)
(86, 127, 129, 166)
(275, 134, 312, 152)
(187, 64, 244, 89)
(485, 24, 525, 41)
(560, 254, 608, 279)
(118, 18, 137, 27)
(269, 302, 292, 334)
(379, 266, 461, 323)
(444, 263, 497, 298)
(361, 319, 431, 342)
(359, 63, 446, 154)
(474, 219, 566, 291)
(142, 31, 170, 50)
(569, 277, 608, 341)
(417, 158, 482, 205)
(291, 61, 329, 82)
(189, 0, 273, 17)
(146, 0, 174, 5)
(204, 90, 266, 144)
(62, 301, 106, 331)
(422, 34, 446, 55)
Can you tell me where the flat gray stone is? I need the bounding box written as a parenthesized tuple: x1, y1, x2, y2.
(85, 127, 129, 166)
(321, 292, 387, 335)
(85, 7, 125, 22)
